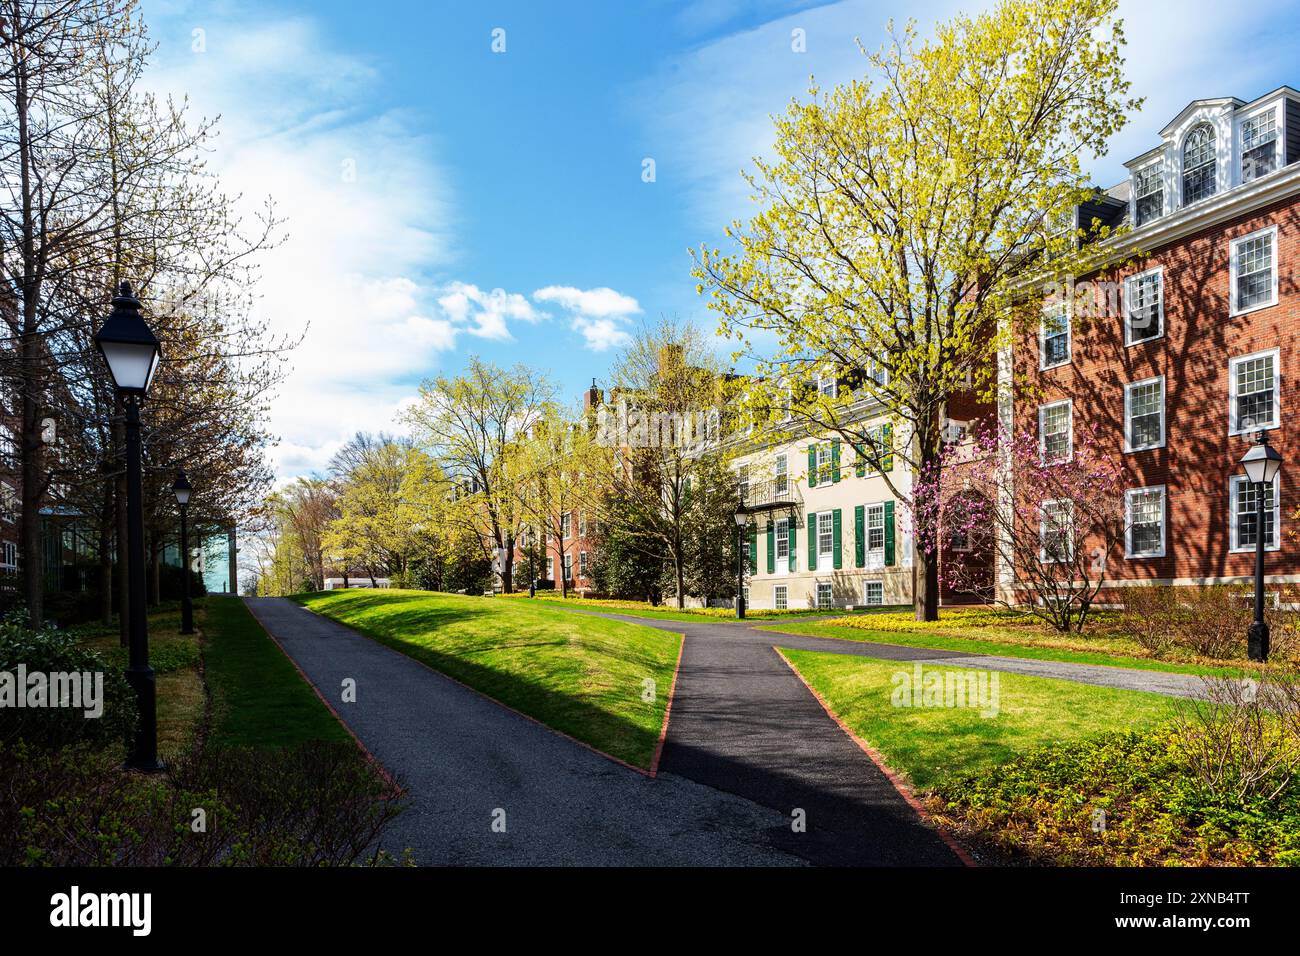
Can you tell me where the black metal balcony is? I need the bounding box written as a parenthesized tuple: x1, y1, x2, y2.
(737, 477, 802, 515)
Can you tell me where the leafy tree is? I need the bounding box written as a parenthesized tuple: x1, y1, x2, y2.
(401, 357, 554, 593)
(694, 0, 1138, 620)
(593, 318, 738, 608)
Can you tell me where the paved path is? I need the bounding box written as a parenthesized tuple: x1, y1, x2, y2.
(245, 597, 971, 866)
(244, 598, 802, 866)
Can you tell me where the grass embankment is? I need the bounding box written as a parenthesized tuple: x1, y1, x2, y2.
(498, 589, 908, 624)
(296, 588, 682, 769)
(202, 596, 350, 748)
(779, 648, 1174, 788)
(780, 648, 1300, 865)
(764, 608, 1248, 677)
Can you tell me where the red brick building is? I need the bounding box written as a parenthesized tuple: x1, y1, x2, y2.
(1010, 86, 1300, 598)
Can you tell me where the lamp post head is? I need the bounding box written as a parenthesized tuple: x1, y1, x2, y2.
(93, 282, 161, 395)
(172, 468, 192, 507)
(1240, 431, 1283, 485)
(733, 509, 748, 527)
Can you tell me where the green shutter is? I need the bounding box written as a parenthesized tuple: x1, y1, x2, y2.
(854, 443, 866, 478)
(748, 523, 757, 574)
(854, 505, 865, 568)
(881, 424, 894, 472)
(766, 521, 775, 574)
(788, 519, 797, 572)
(831, 440, 841, 482)
(807, 513, 818, 571)
(832, 509, 843, 569)
(807, 446, 818, 487)
(884, 500, 896, 566)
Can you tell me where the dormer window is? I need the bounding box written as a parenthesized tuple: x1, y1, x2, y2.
(1133, 164, 1163, 226)
(817, 369, 837, 398)
(1182, 124, 1216, 205)
(1241, 110, 1279, 182)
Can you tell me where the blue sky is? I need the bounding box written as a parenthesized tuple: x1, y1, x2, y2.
(140, 0, 1300, 480)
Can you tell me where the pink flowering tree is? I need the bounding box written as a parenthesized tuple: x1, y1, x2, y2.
(912, 421, 1126, 632)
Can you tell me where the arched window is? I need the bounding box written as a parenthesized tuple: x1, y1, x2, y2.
(1182, 124, 1216, 204)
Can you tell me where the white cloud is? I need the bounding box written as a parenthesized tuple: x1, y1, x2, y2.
(531, 285, 641, 351)
(436, 281, 544, 342)
(144, 10, 458, 480)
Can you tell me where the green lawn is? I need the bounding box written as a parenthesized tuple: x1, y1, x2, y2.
(203, 596, 351, 748)
(498, 590, 909, 624)
(296, 589, 683, 769)
(779, 648, 1176, 789)
(764, 620, 1245, 678)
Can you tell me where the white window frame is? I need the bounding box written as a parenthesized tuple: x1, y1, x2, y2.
(775, 517, 789, 565)
(815, 443, 830, 480)
(862, 580, 883, 606)
(775, 454, 788, 496)
(1181, 123, 1217, 206)
(1240, 107, 1279, 184)
(0, 540, 15, 570)
(774, 584, 788, 611)
(563, 553, 573, 581)
(1228, 348, 1280, 435)
(866, 503, 885, 557)
(1230, 474, 1281, 553)
(817, 368, 837, 398)
(1131, 160, 1164, 226)
(1039, 301, 1071, 370)
(816, 581, 833, 610)
(816, 511, 834, 561)
(1038, 399, 1073, 464)
(561, 512, 572, 539)
(1124, 486, 1167, 559)
(1039, 499, 1074, 564)
(1124, 266, 1164, 346)
(1229, 225, 1279, 316)
(1123, 376, 1166, 452)
(579, 551, 589, 576)
(737, 463, 750, 499)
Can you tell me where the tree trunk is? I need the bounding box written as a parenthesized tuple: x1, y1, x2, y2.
(913, 408, 942, 622)
(501, 535, 515, 593)
(19, 340, 43, 629)
(673, 549, 685, 609)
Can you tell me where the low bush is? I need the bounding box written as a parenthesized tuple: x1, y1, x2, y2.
(0, 738, 406, 866)
(0, 622, 136, 750)
(1117, 585, 1299, 660)
(932, 727, 1300, 865)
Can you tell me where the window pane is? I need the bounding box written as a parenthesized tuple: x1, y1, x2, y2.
(1242, 112, 1278, 182)
(1182, 125, 1216, 204)
(1128, 380, 1163, 448)
(1236, 479, 1277, 548)
(774, 586, 788, 610)
(1235, 233, 1274, 310)
(867, 506, 884, 551)
(1127, 272, 1162, 341)
(818, 512, 833, 556)
(776, 519, 789, 559)
(1234, 355, 1276, 430)
(1129, 489, 1163, 555)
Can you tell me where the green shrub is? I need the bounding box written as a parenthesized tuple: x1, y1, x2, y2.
(0, 622, 136, 750)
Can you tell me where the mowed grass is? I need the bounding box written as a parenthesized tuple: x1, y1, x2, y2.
(498, 590, 909, 624)
(296, 589, 682, 769)
(203, 596, 351, 748)
(764, 619, 1243, 678)
(779, 648, 1177, 789)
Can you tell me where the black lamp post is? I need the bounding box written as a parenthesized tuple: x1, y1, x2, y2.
(734, 499, 748, 620)
(94, 282, 164, 772)
(1239, 431, 1282, 663)
(173, 469, 194, 635)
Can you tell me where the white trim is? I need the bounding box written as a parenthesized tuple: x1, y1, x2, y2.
(1228, 347, 1280, 435)
(773, 584, 788, 611)
(1123, 265, 1164, 346)
(1124, 485, 1167, 559)
(1123, 375, 1166, 452)
(1230, 474, 1281, 553)
(1039, 498, 1074, 563)
(1038, 399, 1073, 463)
(1038, 300, 1071, 371)
(1229, 224, 1279, 317)
(862, 580, 884, 606)
(816, 510, 834, 561)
